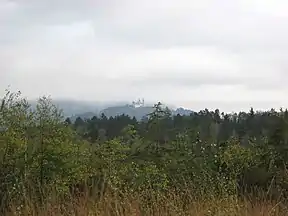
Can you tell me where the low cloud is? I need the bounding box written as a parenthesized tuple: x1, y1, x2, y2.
(1, 0, 288, 111)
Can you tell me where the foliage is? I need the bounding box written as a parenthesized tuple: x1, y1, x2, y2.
(2, 90, 288, 213)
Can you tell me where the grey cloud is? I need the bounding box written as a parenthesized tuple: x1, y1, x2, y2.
(5, 0, 107, 21)
(0, 0, 109, 45)
(123, 70, 284, 90)
(1, 0, 288, 109)
(94, 1, 288, 53)
(2, 0, 288, 52)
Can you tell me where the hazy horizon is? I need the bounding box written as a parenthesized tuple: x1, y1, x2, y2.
(24, 96, 288, 114)
(1, 0, 288, 113)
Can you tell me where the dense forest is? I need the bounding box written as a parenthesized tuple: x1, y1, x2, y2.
(1, 90, 288, 215)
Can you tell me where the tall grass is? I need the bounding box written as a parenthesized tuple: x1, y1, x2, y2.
(4, 185, 288, 216)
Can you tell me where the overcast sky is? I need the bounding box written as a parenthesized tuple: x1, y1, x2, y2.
(1, 0, 288, 112)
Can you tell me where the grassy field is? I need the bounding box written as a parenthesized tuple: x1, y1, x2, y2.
(5, 189, 288, 216)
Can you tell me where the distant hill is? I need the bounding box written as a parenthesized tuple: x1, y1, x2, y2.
(100, 105, 155, 120)
(99, 105, 194, 120)
(173, 107, 194, 116)
(70, 112, 98, 122)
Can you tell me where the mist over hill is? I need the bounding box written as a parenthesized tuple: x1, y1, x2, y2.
(28, 99, 128, 117)
(28, 99, 193, 121)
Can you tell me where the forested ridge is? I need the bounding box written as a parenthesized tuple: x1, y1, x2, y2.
(1, 90, 288, 215)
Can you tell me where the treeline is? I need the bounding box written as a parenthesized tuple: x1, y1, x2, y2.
(68, 103, 288, 147)
(1, 91, 288, 214)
